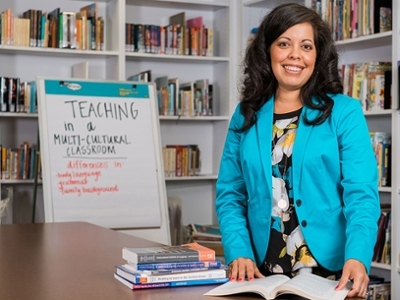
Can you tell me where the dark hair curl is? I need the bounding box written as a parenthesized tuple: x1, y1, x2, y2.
(239, 3, 343, 131)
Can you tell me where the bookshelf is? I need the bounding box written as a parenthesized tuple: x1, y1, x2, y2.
(241, 0, 399, 295)
(0, 0, 241, 233)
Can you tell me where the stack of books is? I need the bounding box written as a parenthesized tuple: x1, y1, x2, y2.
(114, 242, 228, 290)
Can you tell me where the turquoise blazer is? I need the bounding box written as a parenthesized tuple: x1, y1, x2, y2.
(216, 94, 380, 273)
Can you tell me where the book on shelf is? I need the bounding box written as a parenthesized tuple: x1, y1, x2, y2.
(367, 282, 390, 300)
(340, 61, 392, 112)
(122, 242, 215, 264)
(2, 6, 104, 51)
(168, 78, 179, 116)
(0, 77, 8, 112)
(154, 75, 169, 116)
(114, 272, 228, 290)
(370, 132, 391, 187)
(1, 143, 38, 181)
(194, 79, 209, 116)
(204, 272, 351, 300)
(126, 260, 223, 271)
(162, 145, 201, 177)
(115, 264, 226, 284)
(79, 2, 98, 50)
(179, 81, 194, 117)
(60, 12, 77, 49)
(169, 12, 185, 55)
(373, 207, 391, 265)
(127, 70, 152, 83)
(47, 7, 61, 48)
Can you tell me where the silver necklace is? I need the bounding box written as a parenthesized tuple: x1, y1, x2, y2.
(273, 127, 290, 232)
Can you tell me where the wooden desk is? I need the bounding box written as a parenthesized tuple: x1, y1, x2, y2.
(0, 222, 361, 300)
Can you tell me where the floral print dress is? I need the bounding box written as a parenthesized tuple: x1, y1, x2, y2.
(261, 108, 339, 279)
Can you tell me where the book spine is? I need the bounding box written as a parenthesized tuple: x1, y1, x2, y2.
(114, 273, 228, 290)
(116, 266, 226, 284)
(127, 268, 226, 284)
(132, 260, 222, 270)
(126, 250, 214, 264)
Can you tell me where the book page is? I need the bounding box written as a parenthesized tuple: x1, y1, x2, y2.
(274, 272, 350, 300)
(204, 275, 289, 298)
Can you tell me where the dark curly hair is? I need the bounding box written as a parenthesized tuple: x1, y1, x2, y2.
(239, 3, 343, 131)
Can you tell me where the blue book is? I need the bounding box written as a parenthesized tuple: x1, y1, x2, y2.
(114, 272, 228, 290)
(29, 81, 37, 114)
(115, 265, 226, 284)
(129, 260, 222, 271)
(29, 147, 36, 179)
(117, 263, 226, 275)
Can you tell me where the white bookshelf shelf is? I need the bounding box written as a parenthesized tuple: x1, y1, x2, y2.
(378, 187, 392, 193)
(371, 262, 391, 271)
(127, 0, 230, 10)
(335, 31, 392, 50)
(165, 174, 218, 181)
(0, 45, 119, 58)
(125, 52, 230, 63)
(0, 113, 38, 118)
(159, 116, 230, 121)
(0, 180, 42, 185)
(364, 110, 393, 117)
(243, 0, 303, 7)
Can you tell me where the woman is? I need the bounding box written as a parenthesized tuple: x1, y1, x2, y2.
(215, 3, 380, 298)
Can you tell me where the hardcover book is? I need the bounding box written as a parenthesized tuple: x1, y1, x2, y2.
(115, 264, 226, 284)
(204, 272, 351, 300)
(126, 260, 222, 271)
(114, 273, 228, 290)
(122, 242, 215, 264)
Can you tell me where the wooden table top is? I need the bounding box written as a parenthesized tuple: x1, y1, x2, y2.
(0, 221, 361, 300)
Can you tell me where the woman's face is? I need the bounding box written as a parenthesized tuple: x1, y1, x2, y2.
(270, 22, 317, 93)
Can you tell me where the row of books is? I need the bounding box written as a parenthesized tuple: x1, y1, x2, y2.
(370, 132, 391, 188)
(125, 12, 212, 57)
(157, 77, 212, 117)
(114, 242, 228, 290)
(162, 144, 201, 178)
(0, 3, 104, 50)
(367, 275, 390, 300)
(0, 143, 41, 180)
(127, 70, 213, 117)
(312, 0, 392, 41)
(341, 62, 392, 112)
(0, 77, 37, 114)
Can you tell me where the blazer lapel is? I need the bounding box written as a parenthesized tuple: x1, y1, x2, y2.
(253, 98, 319, 195)
(255, 99, 274, 191)
(292, 105, 318, 191)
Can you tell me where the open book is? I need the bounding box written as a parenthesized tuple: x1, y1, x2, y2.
(204, 272, 351, 300)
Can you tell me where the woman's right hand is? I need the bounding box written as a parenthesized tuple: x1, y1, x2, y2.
(228, 257, 265, 282)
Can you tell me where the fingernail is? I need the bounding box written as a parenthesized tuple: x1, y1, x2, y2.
(248, 277, 253, 281)
(230, 277, 236, 281)
(335, 285, 339, 290)
(238, 278, 243, 282)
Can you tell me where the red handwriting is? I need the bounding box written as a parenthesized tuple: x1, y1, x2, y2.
(82, 185, 119, 195)
(57, 160, 123, 197)
(56, 170, 101, 181)
(67, 160, 109, 169)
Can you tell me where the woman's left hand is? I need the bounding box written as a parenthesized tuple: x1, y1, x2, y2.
(335, 259, 369, 298)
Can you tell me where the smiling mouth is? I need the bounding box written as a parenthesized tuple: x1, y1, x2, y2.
(283, 65, 303, 72)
